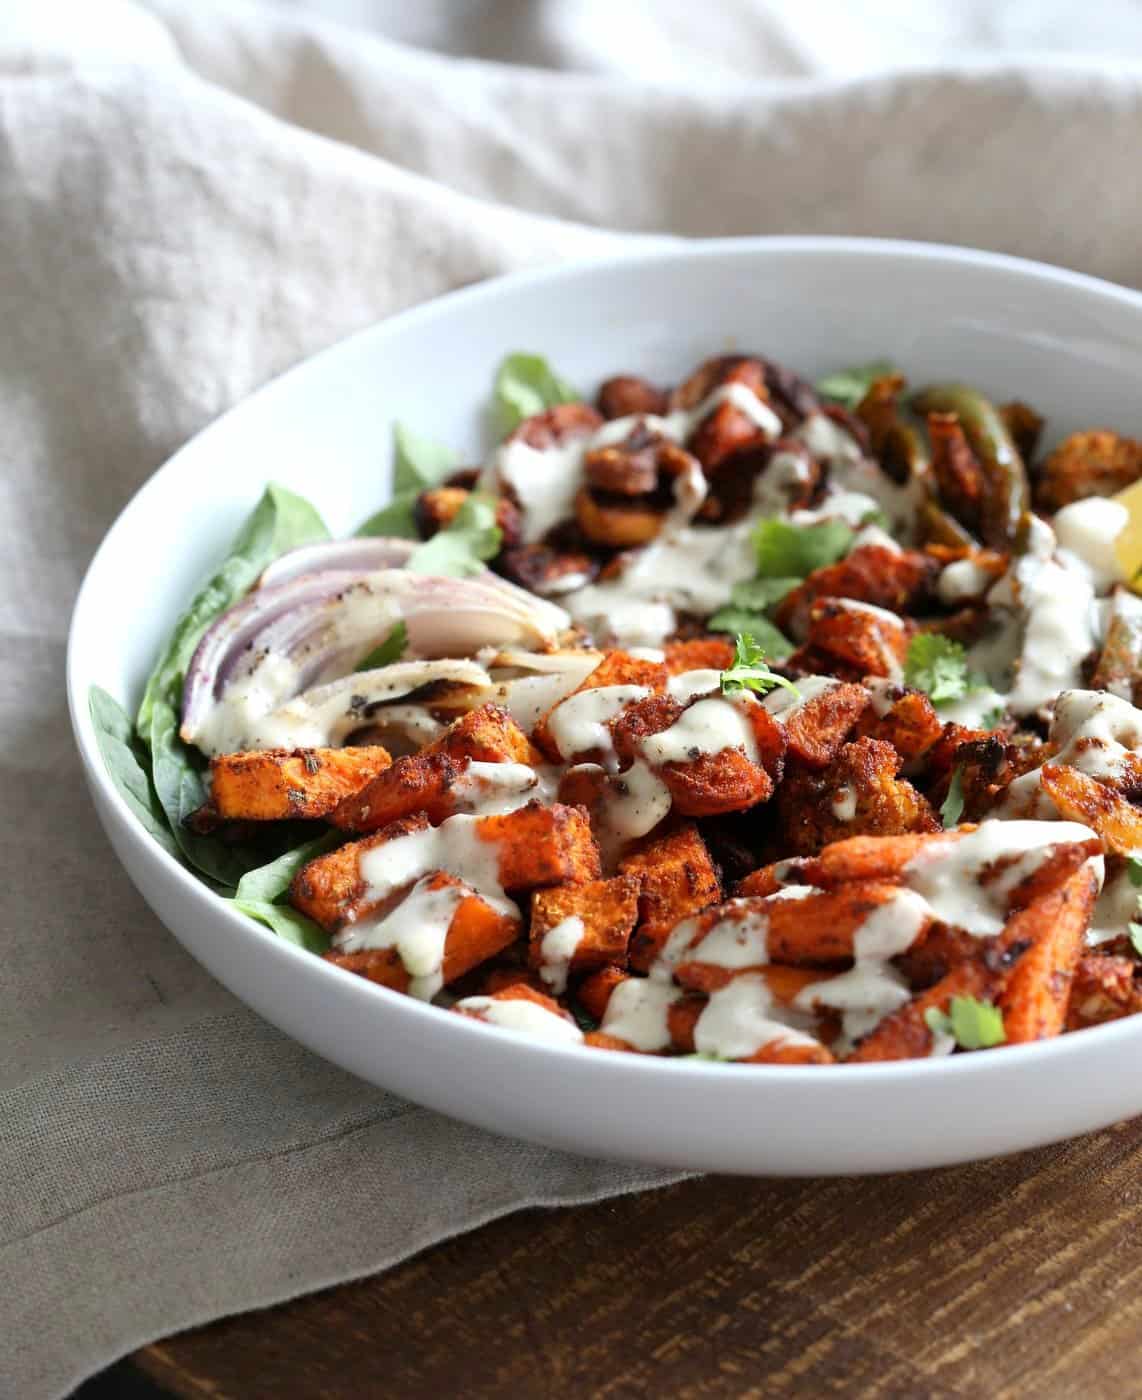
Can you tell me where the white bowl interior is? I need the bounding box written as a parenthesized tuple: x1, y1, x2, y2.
(67, 239, 1142, 1175)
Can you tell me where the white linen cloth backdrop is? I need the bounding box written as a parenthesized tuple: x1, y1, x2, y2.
(3, 1, 1142, 1394)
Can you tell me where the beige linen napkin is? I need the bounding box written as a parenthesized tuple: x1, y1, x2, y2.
(4, 4, 1142, 1395)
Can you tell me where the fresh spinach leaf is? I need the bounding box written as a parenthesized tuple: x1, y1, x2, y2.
(492, 353, 579, 437)
(89, 686, 181, 861)
(233, 830, 344, 904)
(406, 494, 502, 577)
(356, 423, 459, 538)
(232, 899, 331, 954)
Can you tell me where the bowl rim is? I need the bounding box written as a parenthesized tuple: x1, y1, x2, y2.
(66, 233, 1142, 1087)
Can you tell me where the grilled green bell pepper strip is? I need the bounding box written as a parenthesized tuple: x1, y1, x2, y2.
(909, 384, 1031, 550)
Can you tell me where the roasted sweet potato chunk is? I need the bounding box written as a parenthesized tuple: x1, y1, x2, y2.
(331, 704, 532, 833)
(533, 650, 666, 760)
(209, 745, 392, 822)
(452, 982, 581, 1033)
(1038, 764, 1142, 858)
(773, 738, 939, 857)
(767, 680, 869, 768)
(804, 599, 912, 679)
(663, 638, 735, 675)
(774, 544, 938, 640)
(854, 688, 944, 765)
(1066, 953, 1142, 1029)
(528, 875, 640, 989)
(292, 803, 599, 932)
(621, 823, 722, 972)
(1035, 429, 1142, 512)
(325, 870, 520, 994)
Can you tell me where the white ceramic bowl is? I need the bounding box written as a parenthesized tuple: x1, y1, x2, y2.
(68, 238, 1142, 1176)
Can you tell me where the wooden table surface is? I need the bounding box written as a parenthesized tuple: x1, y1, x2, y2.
(93, 1118, 1142, 1399)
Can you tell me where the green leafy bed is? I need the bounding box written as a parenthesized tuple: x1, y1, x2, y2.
(89, 355, 581, 949)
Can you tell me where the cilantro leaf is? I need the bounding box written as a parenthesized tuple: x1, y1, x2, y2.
(1128, 855, 1142, 888)
(406, 494, 502, 577)
(982, 704, 1007, 729)
(815, 360, 899, 410)
(728, 576, 802, 611)
(860, 507, 892, 530)
(753, 517, 854, 579)
(904, 634, 984, 707)
(493, 353, 579, 437)
(720, 633, 801, 699)
(924, 996, 1006, 1050)
(706, 609, 793, 658)
(357, 422, 459, 538)
(940, 765, 965, 828)
(1129, 922, 1142, 958)
(355, 620, 408, 672)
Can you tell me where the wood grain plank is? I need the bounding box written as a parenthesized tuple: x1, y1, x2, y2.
(134, 1119, 1142, 1399)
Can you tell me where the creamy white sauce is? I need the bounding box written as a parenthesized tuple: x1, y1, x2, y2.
(486, 382, 780, 545)
(488, 649, 602, 732)
(600, 977, 681, 1052)
(901, 819, 1101, 937)
(335, 874, 467, 1000)
(334, 813, 519, 998)
(794, 887, 930, 1050)
(1053, 498, 1129, 594)
(640, 695, 761, 767)
(998, 690, 1142, 818)
(658, 902, 770, 978)
(598, 760, 674, 854)
(1088, 867, 1142, 946)
(450, 761, 547, 817)
(831, 786, 857, 821)
(667, 668, 724, 704)
(695, 975, 818, 1060)
(537, 915, 586, 995)
(938, 557, 995, 606)
(752, 448, 814, 516)
(455, 995, 584, 1044)
(546, 684, 650, 769)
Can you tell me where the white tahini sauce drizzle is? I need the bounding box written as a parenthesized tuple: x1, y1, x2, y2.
(455, 995, 584, 1044)
(900, 819, 1102, 937)
(795, 888, 930, 1050)
(640, 695, 761, 767)
(599, 760, 674, 852)
(546, 684, 650, 769)
(449, 761, 549, 816)
(761, 675, 841, 721)
(537, 915, 585, 995)
(694, 974, 818, 1060)
(998, 690, 1142, 819)
(600, 977, 681, 1052)
(334, 814, 519, 999)
(831, 786, 857, 821)
(486, 382, 781, 545)
(667, 668, 724, 704)
(657, 902, 771, 979)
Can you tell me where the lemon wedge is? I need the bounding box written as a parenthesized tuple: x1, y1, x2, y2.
(1113, 478, 1142, 592)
